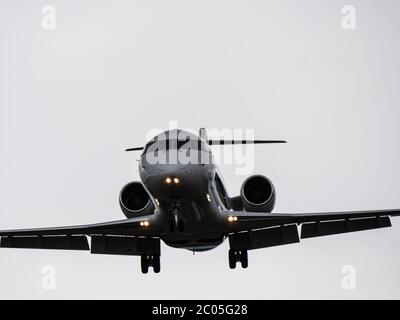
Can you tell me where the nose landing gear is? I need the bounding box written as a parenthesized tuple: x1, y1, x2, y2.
(168, 201, 184, 232)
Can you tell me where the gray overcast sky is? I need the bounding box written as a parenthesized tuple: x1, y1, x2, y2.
(1, 0, 400, 299)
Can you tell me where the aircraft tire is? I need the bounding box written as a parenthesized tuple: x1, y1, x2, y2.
(141, 255, 149, 274)
(153, 255, 161, 273)
(240, 250, 248, 268)
(229, 249, 237, 269)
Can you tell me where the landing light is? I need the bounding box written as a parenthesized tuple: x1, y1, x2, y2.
(140, 221, 150, 227)
(228, 216, 238, 222)
(206, 194, 211, 202)
(166, 177, 180, 184)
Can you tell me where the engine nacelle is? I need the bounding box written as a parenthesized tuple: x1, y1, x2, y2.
(119, 181, 154, 218)
(240, 175, 276, 212)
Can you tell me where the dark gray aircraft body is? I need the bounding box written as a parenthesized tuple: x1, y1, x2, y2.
(1, 128, 399, 273)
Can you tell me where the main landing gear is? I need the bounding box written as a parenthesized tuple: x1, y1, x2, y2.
(139, 238, 161, 274)
(228, 249, 248, 269)
(141, 254, 161, 274)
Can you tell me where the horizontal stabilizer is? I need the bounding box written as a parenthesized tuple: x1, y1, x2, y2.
(207, 140, 287, 145)
(301, 216, 391, 239)
(125, 147, 144, 152)
(125, 139, 287, 151)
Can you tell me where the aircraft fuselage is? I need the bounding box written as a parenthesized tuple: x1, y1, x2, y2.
(138, 131, 229, 251)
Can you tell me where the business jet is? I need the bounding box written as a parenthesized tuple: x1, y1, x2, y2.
(1, 128, 398, 273)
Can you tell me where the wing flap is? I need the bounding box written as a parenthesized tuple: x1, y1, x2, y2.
(0, 215, 158, 255)
(0, 235, 89, 250)
(229, 224, 299, 250)
(301, 216, 391, 239)
(223, 209, 399, 249)
(90, 235, 160, 256)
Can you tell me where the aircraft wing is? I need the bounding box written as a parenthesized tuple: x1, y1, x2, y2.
(223, 209, 400, 250)
(0, 215, 160, 255)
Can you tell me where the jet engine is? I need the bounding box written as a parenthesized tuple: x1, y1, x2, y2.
(240, 175, 276, 212)
(119, 182, 154, 218)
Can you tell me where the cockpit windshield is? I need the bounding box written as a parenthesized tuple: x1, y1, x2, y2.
(143, 131, 210, 154)
(144, 138, 208, 153)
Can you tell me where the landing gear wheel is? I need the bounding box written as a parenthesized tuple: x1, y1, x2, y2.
(141, 255, 149, 274)
(153, 255, 161, 273)
(240, 250, 248, 268)
(229, 249, 248, 269)
(141, 255, 161, 273)
(229, 249, 236, 269)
